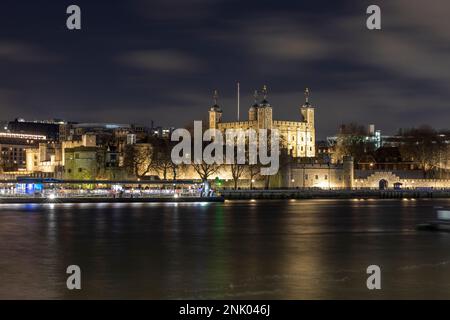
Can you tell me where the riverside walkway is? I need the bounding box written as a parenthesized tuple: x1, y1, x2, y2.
(220, 188, 450, 199)
(0, 178, 224, 203)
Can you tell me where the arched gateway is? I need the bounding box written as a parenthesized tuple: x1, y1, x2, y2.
(379, 179, 388, 190)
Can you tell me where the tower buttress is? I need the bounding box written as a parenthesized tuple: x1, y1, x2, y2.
(300, 87, 315, 124)
(209, 89, 222, 130)
(258, 85, 273, 129)
(249, 90, 259, 121)
(300, 88, 316, 157)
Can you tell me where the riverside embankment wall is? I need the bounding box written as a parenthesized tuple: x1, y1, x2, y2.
(220, 189, 450, 199)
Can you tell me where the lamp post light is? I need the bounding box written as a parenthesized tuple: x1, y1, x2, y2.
(302, 164, 306, 188)
(328, 162, 331, 189)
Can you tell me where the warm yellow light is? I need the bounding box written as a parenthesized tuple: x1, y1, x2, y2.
(316, 181, 329, 189)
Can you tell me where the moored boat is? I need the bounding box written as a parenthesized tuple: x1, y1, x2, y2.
(417, 207, 450, 231)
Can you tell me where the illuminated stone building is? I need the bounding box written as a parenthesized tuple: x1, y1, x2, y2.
(208, 86, 316, 157)
(283, 156, 355, 189)
(0, 132, 47, 172)
(26, 142, 63, 178)
(63, 146, 99, 180)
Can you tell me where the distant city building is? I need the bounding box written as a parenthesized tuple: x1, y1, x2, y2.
(357, 146, 417, 171)
(0, 141, 28, 171)
(150, 126, 174, 138)
(127, 134, 137, 145)
(7, 118, 69, 141)
(71, 123, 131, 130)
(0, 132, 48, 172)
(327, 124, 382, 151)
(0, 117, 187, 179)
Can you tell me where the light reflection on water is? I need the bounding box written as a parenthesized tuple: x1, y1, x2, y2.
(0, 199, 450, 299)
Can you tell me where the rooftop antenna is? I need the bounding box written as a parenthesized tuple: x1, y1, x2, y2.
(305, 87, 310, 104)
(237, 81, 240, 121)
(213, 89, 219, 105)
(262, 85, 268, 100)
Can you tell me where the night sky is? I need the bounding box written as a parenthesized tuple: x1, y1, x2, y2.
(0, 0, 449, 138)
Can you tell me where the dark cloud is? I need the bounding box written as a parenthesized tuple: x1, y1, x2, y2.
(0, 0, 449, 138)
(118, 49, 203, 73)
(134, 0, 219, 22)
(0, 41, 62, 63)
(0, 89, 17, 111)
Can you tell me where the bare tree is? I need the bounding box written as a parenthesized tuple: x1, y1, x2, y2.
(123, 143, 156, 178)
(246, 163, 261, 189)
(229, 163, 245, 190)
(152, 138, 174, 180)
(261, 131, 289, 189)
(333, 122, 375, 163)
(192, 162, 220, 181)
(398, 125, 445, 177)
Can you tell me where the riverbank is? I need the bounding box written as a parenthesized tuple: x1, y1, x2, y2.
(220, 189, 450, 199)
(3, 190, 450, 203)
(0, 196, 225, 204)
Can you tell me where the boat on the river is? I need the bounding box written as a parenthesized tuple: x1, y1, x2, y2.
(417, 207, 450, 231)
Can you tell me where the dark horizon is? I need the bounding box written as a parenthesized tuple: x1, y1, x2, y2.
(1, 1, 450, 139)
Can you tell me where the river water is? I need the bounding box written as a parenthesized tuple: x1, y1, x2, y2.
(1, 199, 450, 299)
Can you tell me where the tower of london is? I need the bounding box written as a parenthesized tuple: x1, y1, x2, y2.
(208, 86, 316, 157)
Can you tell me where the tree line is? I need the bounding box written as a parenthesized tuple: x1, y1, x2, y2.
(334, 123, 450, 177)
